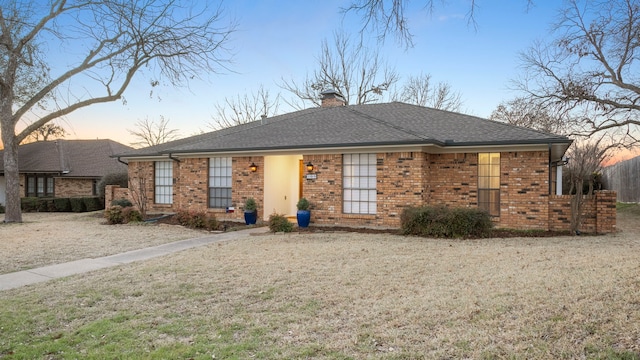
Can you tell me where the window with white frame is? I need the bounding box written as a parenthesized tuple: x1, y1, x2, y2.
(343, 153, 377, 214)
(154, 161, 173, 204)
(209, 157, 232, 208)
(478, 152, 500, 216)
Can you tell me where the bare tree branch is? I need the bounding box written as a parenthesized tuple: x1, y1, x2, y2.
(517, 0, 640, 145)
(127, 115, 180, 148)
(280, 31, 399, 109)
(1, 0, 235, 222)
(392, 73, 463, 111)
(208, 85, 281, 130)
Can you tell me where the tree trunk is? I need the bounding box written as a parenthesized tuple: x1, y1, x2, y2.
(1, 120, 23, 223)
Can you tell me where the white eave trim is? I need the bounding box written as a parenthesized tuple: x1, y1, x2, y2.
(119, 142, 568, 161)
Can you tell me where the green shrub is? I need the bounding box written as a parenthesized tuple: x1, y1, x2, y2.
(268, 213, 294, 233)
(83, 196, 104, 212)
(175, 210, 218, 231)
(400, 205, 493, 238)
(111, 198, 133, 207)
(53, 198, 72, 212)
(0, 204, 4, 214)
(105, 205, 143, 224)
(296, 197, 310, 210)
(104, 205, 125, 224)
(121, 207, 143, 223)
(20, 197, 38, 212)
(244, 197, 257, 212)
(97, 172, 129, 197)
(69, 197, 87, 213)
(36, 198, 51, 212)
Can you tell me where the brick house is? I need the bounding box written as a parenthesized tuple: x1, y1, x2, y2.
(112, 91, 616, 233)
(0, 139, 132, 204)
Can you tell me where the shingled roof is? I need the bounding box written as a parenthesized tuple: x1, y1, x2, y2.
(0, 139, 132, 177)
(117, 102, 572, 159)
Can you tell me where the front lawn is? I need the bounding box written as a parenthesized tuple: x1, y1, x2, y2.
(1, 231, 639, 359)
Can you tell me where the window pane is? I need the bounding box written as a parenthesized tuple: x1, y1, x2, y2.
(478, 153, 500, 216)
(209, 157, 232, 208)
(155, 161, 173, 204)
(342, 153, 376, 215)
(490, 164, 500, 177)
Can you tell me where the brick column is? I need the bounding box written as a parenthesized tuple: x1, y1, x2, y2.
(595, 190, 617, 234)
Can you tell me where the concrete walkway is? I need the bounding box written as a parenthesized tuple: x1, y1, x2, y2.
(0, 226, 269, 291)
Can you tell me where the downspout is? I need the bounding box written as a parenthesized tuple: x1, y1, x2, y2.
(548, 143, 552, 195)
(116, 157, 128, 166)
(168, 153, 181, 162)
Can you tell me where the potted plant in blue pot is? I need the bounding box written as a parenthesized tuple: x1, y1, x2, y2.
(296, 197, 311, 228)
(244, 197, 257, 225)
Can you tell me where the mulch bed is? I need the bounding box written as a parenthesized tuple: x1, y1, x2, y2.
(151, 213, 574, 238)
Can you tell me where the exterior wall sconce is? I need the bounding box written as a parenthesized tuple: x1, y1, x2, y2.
(249, 162, 258, 172)
(306, 161, 314, 172)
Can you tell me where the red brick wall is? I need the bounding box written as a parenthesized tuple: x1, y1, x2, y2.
(230, 156, 264, 222)
(426, 153, 476, 208)
(499, 151, 550, 230)
(120, 152, 616, 233)
(548, 191, 616, 234)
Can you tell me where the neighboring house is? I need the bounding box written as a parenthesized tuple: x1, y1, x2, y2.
(0, 139, 132, 203)
(112, 91, 616, 233)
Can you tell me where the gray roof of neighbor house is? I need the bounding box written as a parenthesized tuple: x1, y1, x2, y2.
(0, 139, 132, 177)
(117, 102, 572, 159)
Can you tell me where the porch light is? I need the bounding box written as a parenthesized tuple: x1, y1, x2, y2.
(306, 162, 314, 172)
(249, 162, 258, 172)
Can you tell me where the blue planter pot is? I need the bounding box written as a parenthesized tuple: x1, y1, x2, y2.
(244, 211, 257, 225)
(296, 210, 311, 228)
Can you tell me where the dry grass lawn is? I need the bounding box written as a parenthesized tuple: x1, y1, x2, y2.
(1, 207, 639, 358)
(0, 212, 206, 274)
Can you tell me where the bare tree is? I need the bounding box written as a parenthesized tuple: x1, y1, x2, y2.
(489, 97, 576, 135)
(280, 31, 399, 108)
(23, 123, 67, 143)
(127, 116, 180, 148)
(208, 85, 281, 130)
(128, 164, 148, 218)
(343, 0, 534, 47)
(393, 73, 463, 111)
(1, 1, 235, 222)
(564, 136, 614, 234)
(518, 0, 640, 145)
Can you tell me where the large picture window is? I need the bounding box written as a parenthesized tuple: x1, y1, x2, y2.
(209, 157, 232, 208)
(343, 153, 377, 215)
(25, 174, 54, 197)
(154, 161, 173, 204)
(478, 152, 500, 216)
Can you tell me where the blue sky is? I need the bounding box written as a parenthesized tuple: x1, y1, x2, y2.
(54, 0, 563, 145)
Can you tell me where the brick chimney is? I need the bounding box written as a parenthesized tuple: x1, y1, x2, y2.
(320, 89, 346, 107)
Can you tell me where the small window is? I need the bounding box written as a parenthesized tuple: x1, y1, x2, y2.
(154, 161, 173, 204)
(343, 153, 377, 215)
(478, 153, 500, 216)
(209, 157, 232, 208)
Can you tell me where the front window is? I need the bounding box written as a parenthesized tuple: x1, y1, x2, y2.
(25, 174, 54, 197)
(343, 153, 377, 215)
(478, 152, 500, 216)
(154, 161, 173, 204)
(209, 157, 232, 208)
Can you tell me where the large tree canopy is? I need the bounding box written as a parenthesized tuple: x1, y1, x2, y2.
(518, 0, 640, 144)
(0, 0, 235, 222)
